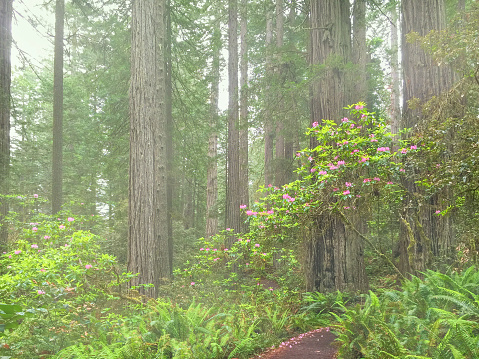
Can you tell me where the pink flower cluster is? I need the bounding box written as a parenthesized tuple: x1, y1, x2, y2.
(282, 194, 295, 202)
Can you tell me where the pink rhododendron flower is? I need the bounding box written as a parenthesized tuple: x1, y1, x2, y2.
(191, 282, 195, 285)
(32, 227, 38, 232)
(67, 217, 74, 222)
(40, 268, 46, 272)
(14, 250, 21, 254)
(59, 225, 65, 229)
(44, 235, 50, 240)
(435, 210, 441, 214)
(37, 290, 45, 295)
(311, 168, 316, 173)
(33, 194, 38, 198)
(341, 117, 349, 122)
(401, 149, 408, 154)
(85, 264, 92, 269)
(318, 170, 327, 175)
(240, 204, 247, 209)
(345, 182, 352, 187)
(373, 177, 380, 181)
(343, 190, 350, 195)
(363, 178, 371, 183)
(312, 121, 319, 127)
(31, 244, 38, 249)
(255, 243, 260, 247)
(410, 145, 417, 150)
(387, 181, 393, 185)
(355, 105, 364, 110)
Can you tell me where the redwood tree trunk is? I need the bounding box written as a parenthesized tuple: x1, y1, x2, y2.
(399, 0, 454, 276)
(264, 6, 274, 188)
(128, 0, 169, 298)
(0, 0, 12, 248)
(52, 0, 64, 214)
(308, 0, 368, 293)
(274, 0, 285, 187)
(239, 0, 249, 233)
(226, 0, 241, 240)
(206, 20, 220, 238)
(165, 0, 173, 273)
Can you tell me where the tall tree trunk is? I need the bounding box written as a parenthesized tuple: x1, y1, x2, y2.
(239, 0, 249, 233)
(206, 18, 220, 238)
(390, 3, 401, 140)
(226, 0, 241, 239)
(52, 0, 64, 214)
(352, 0, 367, 100)
(274, 0, 285, 187)
(165, 0, 173, 274)
(128, 0, 169, 298)
(308, 0, 368, 293)
(264, 4, 274, 188)
(399, 0, 454, 276)
(0, 0, 12, 249)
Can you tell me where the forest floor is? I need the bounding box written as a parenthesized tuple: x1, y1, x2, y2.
(250, 327, 338, 359)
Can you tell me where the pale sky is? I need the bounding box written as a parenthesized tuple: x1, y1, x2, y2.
(12, 0, 53, 69)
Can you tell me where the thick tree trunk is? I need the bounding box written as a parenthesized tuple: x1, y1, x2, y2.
(128, 0, 169, 298)
(226, 0, 241, 240)
(352, 0, 367, 101)
(239, 0, 249, 233)
(308, 0, 368, 293)
(0, 0, 12, 249)
(400, 0, 454, 276)
(52, 0, 64, 214)
(305, 213, 368, 292)
(206, 21, 220, 238)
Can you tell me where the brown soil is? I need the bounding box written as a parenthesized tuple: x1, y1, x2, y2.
(250, 327, 338, 359)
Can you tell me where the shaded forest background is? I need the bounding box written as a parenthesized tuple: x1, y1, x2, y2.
(0, 0, 479, 358)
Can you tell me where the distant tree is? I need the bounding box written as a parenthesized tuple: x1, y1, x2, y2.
(52, 0, 64, 214)
(128, 0, 169, 298)
(239, 0, 249, 232)
(0, 0, 12, 248)
(264, 3, 274, 188)
(206, 14, 220, 239)
(225, 0, 241, 240)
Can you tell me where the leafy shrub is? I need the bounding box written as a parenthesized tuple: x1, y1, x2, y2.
(334, 266, 479, 359)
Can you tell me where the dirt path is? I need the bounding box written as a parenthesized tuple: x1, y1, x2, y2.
(251, 327, 338, 359)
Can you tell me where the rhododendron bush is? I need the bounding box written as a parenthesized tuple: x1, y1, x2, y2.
(242, 104, 418, 241)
